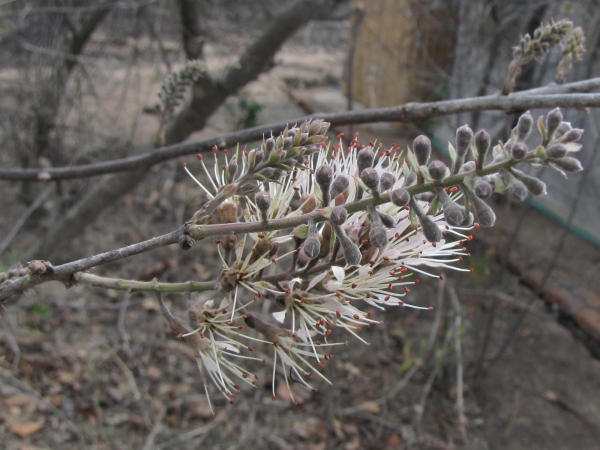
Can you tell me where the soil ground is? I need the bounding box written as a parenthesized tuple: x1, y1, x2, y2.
(1, 30, 600, 450)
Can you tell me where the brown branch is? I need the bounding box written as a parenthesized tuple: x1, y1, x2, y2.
(0, 229, 183, 302)
(0, 85, 599, 182)
(75, 272, 218, 293)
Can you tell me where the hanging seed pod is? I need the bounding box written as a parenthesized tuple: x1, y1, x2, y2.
(413, 135, 431, 166)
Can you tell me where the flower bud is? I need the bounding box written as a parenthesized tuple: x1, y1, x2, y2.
(228, 157, 238, 180)
(302, 235, 321, 260)
(510, 179, 528, 202)
(546, 108, 563, 138)
(546, 143, 567, 158)
(360, 168, 380, 191)
(378, 211, 396, 228)
(404, 171, 417, 187)
(265, 137, 275, 153)
(379, 172, 396, 192)
(329, 175, 350, 200)
(255, 191, 271, 213)
(255, 148, 265, 165)
(413, 135, 431, 166)
(516, 111, 533, 141)
(357, 147, 375, 173)
(330, 206, 348, 226)
(390, 188, 410, 207)
(475, 130, 490, 166)
(458, 161, 476, 174)
(456, 125, 473, 157)
(333, 225, 362, 265)
(561, 128, 584, 143)
(551, 156, 583, 172)
(415, 192, 435, 202)
(554, 122, 571, 139)
(283, 136, 293, 150)
(428, 160, 447, 181)
(511, 142, 528, 160)
(509, 169, 546, 195)
(258, 167, 276, 179)
(369, 226, 388, 248)
(473, 178, 493, 199)
(443, 203, 464, 226)
(465, 188, 496, 227)
(238, 180, 258, 195)
(410, 199, 441, 242)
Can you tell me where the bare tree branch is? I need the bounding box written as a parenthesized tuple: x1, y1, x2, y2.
(75, 272, 218, 293)
(1, 86, 599, 182)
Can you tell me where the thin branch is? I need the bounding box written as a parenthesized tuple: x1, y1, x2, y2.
(1, 84, 599, 181)
(448, 285, 468, 442)
(0, 229, 183, 302)
(75, 272, 218, 293)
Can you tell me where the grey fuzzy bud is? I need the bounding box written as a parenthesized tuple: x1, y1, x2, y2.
(283, 136, 293, 150)
(390, 188, 410, 207)
(554, 122, 571, 139)
(546, 144, 567, 158)
(281, 158, 297, 168)
(302, 236, 321, 260)
(315, 165, 333, 192)
(510, 169, 546, 196)
(475, 130, 490, 164)
(255, 149, 265, 165)
(443, 204, 465, 226)
(458, 161, 476, 174)
(330, 206, 348, 226)
(360, 168, 380, 191)
(465, 189, 496, 227)
(254, 191, 271, 211)
(329, 175, 350, 200)
(378, 212, 396, 228)
(420, 215, 442, 242)
(228, 157, 238, 180)
(265, 137, 275, 153)
(369, 226, 388, 248)
(462, 211, 474, 227)
(413, 135, 432, 166)
(415, 192, 435, 202)
(357, 147, 375, 173)
(404, 171, 417, 186)
(562, 128, 584, 143)
(299, 132, 309, 144)
(511, 142, 528, 160)
(546, 108, 563, 138)
(473, 178, 493, 199)
(456, 125, 473, 157)
(379, 172, 396, 192)
(334, 225, 362, 265)
(428, 160, 447, 181)
(516, 111, 533, 141)
(510, 179, 528, 202)
(259, 167, 276, 179)
(238, 180, 258, 195)
(551, 156, 583, 172)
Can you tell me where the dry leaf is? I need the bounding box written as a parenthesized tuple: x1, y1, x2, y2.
(3, 395, 33, 407)
(10, 419, 44, 437)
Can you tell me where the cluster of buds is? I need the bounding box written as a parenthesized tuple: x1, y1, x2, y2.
(503, 19, 585, 94)
(169, 110, 583, 412)
(157, 59, 205, 121)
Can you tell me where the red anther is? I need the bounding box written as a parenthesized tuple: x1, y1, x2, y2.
(469, 268, 474, 273)
(383, 256, 390, 261)
(405, 237, 410, 242)
(197, 154, 203, 160)
(369, 141, 374, 146)
(258, 292, 263, 298)
(351, 283, 357, 289)
(325, 321, 331, 327)
(291, 177, 298, 182)
(301, 297, 307, 303)
(365, 293, 372, 299)
(320, 142, 327, 148)
(336, 290, 342, 297)
(389, 270, 396, 276)
(199, 333, 205, 338)
(474, 222, 480, 228)
(384, 295, 390, 301)
(325, 329, 333, 337)
(439, 275, 444, 280)
(393, 157, 399, 161)
(428, 306, 434, 311)
(183, 162, 187, 168)
(336, 311, 342, 318)
(273, 340, 279, 347)
(462, 247, 467, 252)
(459, 256, 464, 262)
(446, 225, 450, 230)
(285, 289, 290, 296)
(337, 132, 345, 139)
(449, 186, 458, 193)
(369, 259, 376, 266)
(432, 242, 437, 247)
(329, 354, 335, 360)
(318, 361, 324, 368)
(368, 270, 374, 275)
(227, 321, 233, 326)
(272, 396, 278, 401)
(468, 253, 471, 256)
(243, 150, 248, 156)
(248, 347, 254, 352)
(310, 169, 315, 174)
(222, 309, 227, 314)
(271, 258, 277, 265)
(237, 326, 244, 330)
(397, 276, 403, 281)
(378, 142, 383, 147)
(212, 145, 218, 153)
(353, 314, 360, 320)
(215, 240, 222, 244)
(242, 314, 248, 319)
(362, 239, 369, 245)
(399, 300, 404, 305)
(405, 206, 410, 210)
(366, 312, 372, 318)
(223, 149, 229, 155)
(293, 187, 300, 191)
(415, 279, 420, 284)
(233, 383, 240, 390)
(395, 232, 401, 238)
(423, 239, 427, 244)
(292, 332, 298, 339)
(242, 373, 248, 378)
(388, 283, 393, 290)
(315, 322, 321, 329)
(467, 235, 473, 241)
(391, 142, 396, 147)
(354, 132, 360, 137)
(400, 267, 408, 273)
(404, 287, 411, 293)
(258, 233, 265, 238)
(238, 270, 247, 276)
(344, 341, 348, 346)
(251, 248, 258, 254)
(324, 355, 329, 361)
(311, 388, 319, 392)
(379, 151, 385, 157)
(176, 333, 183, 339)
(385, 150, 391, 157)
